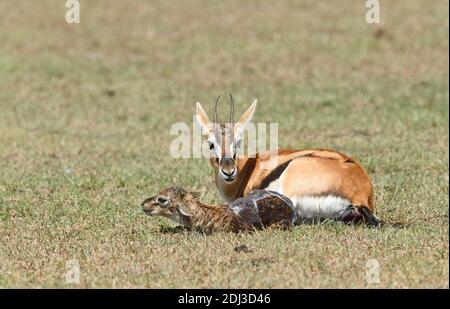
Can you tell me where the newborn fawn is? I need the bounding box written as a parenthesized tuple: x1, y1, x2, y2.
(141, 187, 297, 233)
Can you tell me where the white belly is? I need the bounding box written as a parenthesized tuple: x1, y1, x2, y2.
(291, 195, 351, 221)
(264, 167, 352, 221)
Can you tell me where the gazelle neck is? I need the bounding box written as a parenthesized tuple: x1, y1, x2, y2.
(215, 155, 257, 202)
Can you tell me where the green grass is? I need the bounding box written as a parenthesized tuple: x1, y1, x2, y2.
(0, 0, 448, 288)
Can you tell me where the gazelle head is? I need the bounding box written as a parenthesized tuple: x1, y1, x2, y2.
(141, 187, 199, 224)
(196, 95, 257, 183)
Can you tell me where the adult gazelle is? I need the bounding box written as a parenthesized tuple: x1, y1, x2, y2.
(195, 95, 381, 226)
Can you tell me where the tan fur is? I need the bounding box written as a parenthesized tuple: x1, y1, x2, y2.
(215, 149, 374, 211)
(187, 203, 251, 233)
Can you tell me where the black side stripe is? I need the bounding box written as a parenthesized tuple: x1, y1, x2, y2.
(259, 160, 293, 189)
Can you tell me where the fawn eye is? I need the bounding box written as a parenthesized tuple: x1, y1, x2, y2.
(157, 197, 169, 206)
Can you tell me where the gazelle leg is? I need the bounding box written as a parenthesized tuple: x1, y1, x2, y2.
(358, 206, 383, 227)
(339, 206, 364, 224)
(339, 205, 382, 227)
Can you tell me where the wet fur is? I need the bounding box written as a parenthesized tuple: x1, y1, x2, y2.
(141, 187, 296, 233)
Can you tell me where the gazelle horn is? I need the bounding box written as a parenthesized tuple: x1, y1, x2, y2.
(229, 93, 235, 128)
(213, 95, 221, 126)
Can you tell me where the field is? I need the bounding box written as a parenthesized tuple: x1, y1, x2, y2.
(0, 0, 448, 288)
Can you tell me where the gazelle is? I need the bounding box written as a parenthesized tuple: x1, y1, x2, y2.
(195, 95, 381, 226)
(141, 187, 297, 233)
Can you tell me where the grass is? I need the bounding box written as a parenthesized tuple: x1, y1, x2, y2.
(0, 0, 448, 288)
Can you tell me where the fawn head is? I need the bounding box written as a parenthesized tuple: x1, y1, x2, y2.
(196, 95, 257, 183)
(141, 187, 199, 224)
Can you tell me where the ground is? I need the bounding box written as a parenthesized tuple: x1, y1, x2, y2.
(0, 0, 448, 288)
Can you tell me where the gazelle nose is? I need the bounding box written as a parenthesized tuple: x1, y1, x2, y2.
(221, 169, 235, 177)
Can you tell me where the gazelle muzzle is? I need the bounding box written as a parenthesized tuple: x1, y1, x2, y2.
(219, 157, 237, 182)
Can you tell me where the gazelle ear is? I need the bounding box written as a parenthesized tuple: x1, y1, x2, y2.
(195, 102, 212, 134)
(234, 99, 257, 136)
(178, 203, 193, 217)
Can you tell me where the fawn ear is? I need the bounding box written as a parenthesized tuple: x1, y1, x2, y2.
(178, 203, 193, 217)
(234, 99, 257, 137)
(195, 102, 212, 134)
(190, 191, 201, 199)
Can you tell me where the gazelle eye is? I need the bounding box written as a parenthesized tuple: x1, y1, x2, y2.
(209, 143, 215, 150)
(157, 197, 169, 206)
